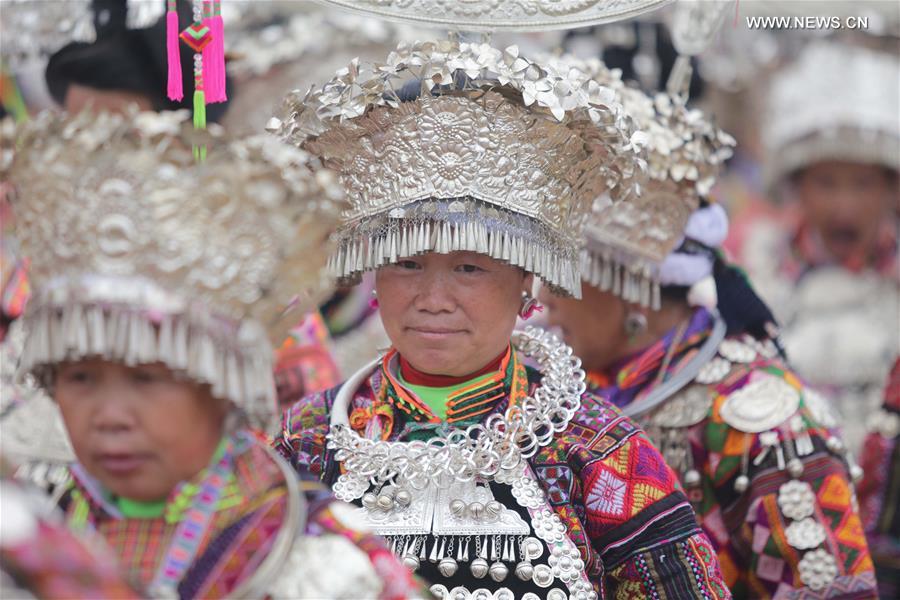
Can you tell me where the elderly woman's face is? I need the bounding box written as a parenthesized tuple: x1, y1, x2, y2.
(55, 360, 227, 502)
(376, 251, 531, 376)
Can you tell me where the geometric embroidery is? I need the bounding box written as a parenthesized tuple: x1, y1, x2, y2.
(536, 465, 573, 506)
(586, 468, 627, 518)
(630, 482, 666, 516)
(817, 474, 852, 512)
(634, 441, 672, 484)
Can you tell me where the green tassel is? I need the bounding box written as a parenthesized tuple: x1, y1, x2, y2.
(192, 89, 207, 161)
(193, 89, 206, 130)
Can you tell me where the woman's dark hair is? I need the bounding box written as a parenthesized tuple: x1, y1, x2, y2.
(45, 0, 230, 122)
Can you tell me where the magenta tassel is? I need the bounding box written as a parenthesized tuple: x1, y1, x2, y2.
(166, 8, 183, 101)
(206, 2, 227, 103)
(201, 2, 215, 102)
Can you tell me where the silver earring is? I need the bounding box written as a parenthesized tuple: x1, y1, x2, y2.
(623, 311, 648, 337)
(519, 291, 542, 320)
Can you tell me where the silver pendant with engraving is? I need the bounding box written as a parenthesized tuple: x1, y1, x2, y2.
(786, 517, 827, 550)
(717, 339, 758, 363)
(720, 374, 800, 433)
(798, 549, 838, 591)
(696, 357, 731, 384)
(649, 385, 712, 428)
(777, 480, 816, 521)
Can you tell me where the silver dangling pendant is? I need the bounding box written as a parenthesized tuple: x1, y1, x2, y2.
(489, 561, 509, 582)
(402, 553, 420, 571)
(471, 537, 489, 578)
(515, 560, 534, 581)
(438, 557, 459, 578)
(470, 558, 489, 579)
(429, 538, 441, 563)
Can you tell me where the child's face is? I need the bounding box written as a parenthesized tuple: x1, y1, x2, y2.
(55, 360, 228, 502)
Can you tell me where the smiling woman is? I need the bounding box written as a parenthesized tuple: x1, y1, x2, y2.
(275, 38, 732, 599)
(376, 252, 531, 377)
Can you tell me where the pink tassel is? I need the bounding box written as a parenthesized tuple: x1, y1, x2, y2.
(206, 0, 227, 103)
(166, 2, 183, 101)
(201, 1, 215, 102)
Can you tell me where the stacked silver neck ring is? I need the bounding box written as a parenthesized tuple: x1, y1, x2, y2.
(327, 326, 587, 493)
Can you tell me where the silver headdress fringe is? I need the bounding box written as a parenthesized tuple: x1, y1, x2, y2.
(19, 290, 276, 431)
(581, 250, 661, 310)
(8, 110, 345, 428)
(330, 198, 581, 298)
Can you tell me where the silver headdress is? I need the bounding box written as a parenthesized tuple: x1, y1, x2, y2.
(544, 55, 735, 307)
(0, 0, 164, 69)
(7, 110, 344, 428)
(763, 41, 900, 191)
(316, 0, 671, 31)
(271, 39, 646, 297)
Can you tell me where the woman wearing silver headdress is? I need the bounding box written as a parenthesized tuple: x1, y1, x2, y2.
(540, 57, 877, 599)
(732, 40, 899, 457)
(6, 109, 420, 599)
(273, 39, 730, 600)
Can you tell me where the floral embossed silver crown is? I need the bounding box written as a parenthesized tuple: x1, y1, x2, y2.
(7, 110, 345, 428)
(764, 41, 900, 192)
(271, 39, 647, 297)
(542, 54, 734, 307)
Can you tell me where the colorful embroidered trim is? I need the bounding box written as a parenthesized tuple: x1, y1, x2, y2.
(149, 433, 246, 596)
(378, 345, 528, 424)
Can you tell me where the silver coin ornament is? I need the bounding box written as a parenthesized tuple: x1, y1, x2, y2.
(532, 564, 554, 588)
(489, 561, 509, 582)
(470, 557, 489, 579)
(522, 537, 544, 560)
(547, 589, 568, 600)
(438, 557, 459, 577)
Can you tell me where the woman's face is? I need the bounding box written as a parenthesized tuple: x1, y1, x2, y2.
(539, 283, 628, 373)
(793, 161, 897, 264)
(55, 360, 227, 502)
(375, 251, 531, 377)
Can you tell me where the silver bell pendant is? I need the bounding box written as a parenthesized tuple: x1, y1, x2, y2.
(438, 557, 459, 578)
(470, 557, 489, 579)
(515, 560, 534, 581)
(488, 561, 508, 582)
(401, 554, 420, 571)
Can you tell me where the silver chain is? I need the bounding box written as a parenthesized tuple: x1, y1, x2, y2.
(328, 326, 586, 491)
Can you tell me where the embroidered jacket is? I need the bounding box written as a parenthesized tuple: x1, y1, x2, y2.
(277, 359, 731, 599)
(593, 328, 878, 598)
(1, 477, 139, 599)
(858, 359, 900, 599)
(56, 436, 420, 599)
